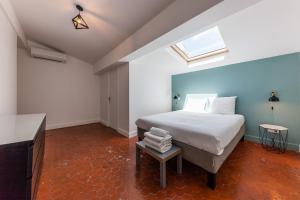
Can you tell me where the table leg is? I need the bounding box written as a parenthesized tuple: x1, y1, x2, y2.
(276, 132, 282, 152)
(278, 131, 286, 153)
(284, 130, 288, 152)
(177, 154, 182, 174)
(262, 128, 267, 146)
(136, 146, 140, 170)
(271, 135, 275, 148)
(259, 126, 262, 143)
(160, 162, 166, 188)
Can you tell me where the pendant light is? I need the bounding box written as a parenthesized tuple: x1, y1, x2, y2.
(72, 4, 89, 29)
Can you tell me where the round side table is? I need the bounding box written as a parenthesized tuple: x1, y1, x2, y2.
(259, 124, 288, 153)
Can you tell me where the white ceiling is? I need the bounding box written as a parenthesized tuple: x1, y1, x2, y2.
(158, 0, 300, 74)
(11, 0, 175, 63)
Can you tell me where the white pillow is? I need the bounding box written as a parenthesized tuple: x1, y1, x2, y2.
(183, 96, 208, 113)
(211, 96, 237, 114)
(206, 96, 217, 113)
(183, 94, 217, 113)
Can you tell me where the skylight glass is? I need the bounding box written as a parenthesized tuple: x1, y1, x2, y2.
(172, 27, 227, 62)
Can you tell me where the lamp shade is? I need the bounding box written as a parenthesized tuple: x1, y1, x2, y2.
(72, 14, 89, 29)
(173, 94, 180, 100)
(269, 91, 279, 102)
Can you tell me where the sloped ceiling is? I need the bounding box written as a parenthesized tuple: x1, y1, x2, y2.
(163, 0, 300, 74)
(11, 0, 175, 63)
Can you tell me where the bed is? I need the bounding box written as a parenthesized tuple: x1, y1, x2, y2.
(135, 110, 245, 189)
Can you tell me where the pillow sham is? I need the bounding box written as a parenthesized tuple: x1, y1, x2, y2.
(183, 94, 217, 113)
(183, 96, 208, 113)
(211, 96, 237, 114)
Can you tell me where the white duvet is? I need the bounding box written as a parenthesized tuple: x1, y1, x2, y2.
(135, 110, 245, 155)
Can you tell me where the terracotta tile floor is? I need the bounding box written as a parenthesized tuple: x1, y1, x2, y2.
(37, 123, 300, 200)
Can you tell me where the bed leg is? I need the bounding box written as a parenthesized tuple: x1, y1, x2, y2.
(241, 135, 245, 142)
(138, 136, 142, 141)
(207, 172, 217, 190)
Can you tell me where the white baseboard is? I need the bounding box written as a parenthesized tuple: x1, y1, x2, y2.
(245, 134, 300, 152)
(46, 119, 100, 130)
(117, 128, 129, 137)
(46, 119, 137, 140)
(99, 119, 109, 127)
(129, 130, 137, 138)
(117, 128, 137, 138)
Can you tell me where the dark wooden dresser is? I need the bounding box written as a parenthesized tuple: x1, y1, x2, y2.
(0, 114, 46, 200)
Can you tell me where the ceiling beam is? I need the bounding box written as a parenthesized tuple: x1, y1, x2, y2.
(0, 0, 27, 48)
(94, 0, 264, 73)
(121, 0, 264, 64)
(94, 0, 223, 73)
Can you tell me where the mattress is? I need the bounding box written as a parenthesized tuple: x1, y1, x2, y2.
(135, 110, 245, 155)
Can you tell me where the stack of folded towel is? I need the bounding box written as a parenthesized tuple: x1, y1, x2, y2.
(143, 127, 172, 153)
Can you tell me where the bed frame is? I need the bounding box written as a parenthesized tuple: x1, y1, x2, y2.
(137, 124, 245, 190)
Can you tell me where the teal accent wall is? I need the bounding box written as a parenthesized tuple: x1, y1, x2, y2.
(172, 53, 300, 151)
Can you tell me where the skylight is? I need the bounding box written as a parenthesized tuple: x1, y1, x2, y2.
(172, 27, 228, 62)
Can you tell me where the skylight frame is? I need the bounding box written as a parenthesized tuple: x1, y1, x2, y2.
(171, 27, 228, 63)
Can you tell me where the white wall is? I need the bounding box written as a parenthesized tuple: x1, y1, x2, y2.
(0, 7, 17, 115)
(129, 48, 186, 133)
(17, 48, 100, 129)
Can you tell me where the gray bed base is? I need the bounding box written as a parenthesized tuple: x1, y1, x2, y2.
(137, 124, 245, 189)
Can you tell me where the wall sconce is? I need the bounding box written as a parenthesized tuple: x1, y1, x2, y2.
(72, 4, 89, 29)
(268, 91, 279, 110)
(173, 94, 181, 105)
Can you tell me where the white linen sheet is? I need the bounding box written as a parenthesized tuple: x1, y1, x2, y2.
(136, 110, 245, 155)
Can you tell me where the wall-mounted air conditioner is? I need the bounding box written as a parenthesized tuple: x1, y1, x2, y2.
(30, 47, 67, 63)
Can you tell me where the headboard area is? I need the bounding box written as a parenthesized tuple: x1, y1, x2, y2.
(172, 53, 300, 151)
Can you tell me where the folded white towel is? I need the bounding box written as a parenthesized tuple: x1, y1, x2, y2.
(145, 143, 171, 153)
(144, 137, 172, 149)
(144, 139, 172, 153)
(144, 132, 172, 143)
(150, 127, 170, 138)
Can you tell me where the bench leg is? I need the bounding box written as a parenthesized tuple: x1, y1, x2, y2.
(136, 146, 141, 170)
(177, 154, 182, 174)
(207, 172, 217, 190)
(160, 162, 166, 188)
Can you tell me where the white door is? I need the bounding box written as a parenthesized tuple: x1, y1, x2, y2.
(99, 72, 109, 125)
(108, 68, 118, 130)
